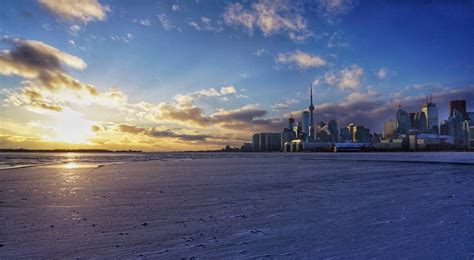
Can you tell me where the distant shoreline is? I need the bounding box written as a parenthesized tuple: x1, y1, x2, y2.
(0, 149, 142, 153)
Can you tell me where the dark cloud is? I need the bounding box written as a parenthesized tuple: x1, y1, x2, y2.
(212, 107, 267, 122)
(117, 124, 212, 142)
(0, 37, 86, 77)
(158, 104, 212, 127)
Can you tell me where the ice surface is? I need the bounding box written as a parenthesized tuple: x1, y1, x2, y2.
(1, 153, 474, 258)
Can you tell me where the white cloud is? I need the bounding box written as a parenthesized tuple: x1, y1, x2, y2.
(254, 48, 269, 56)
(323, 65, 364, 89)
(188, 21, 201, 31)
(276, 50, 326, 69)
(223, 0, 312, 41)
(140, 19, 151, 27)
(188, 17, 223, 32)
(70, 25, 81, 32)
(172, 5, 180, 11)
(377, 68, 386, 80)
(157, 13, 174, 30)
(315, 0, 358, 24)
(271, 98, 299, 110)
(39, 0, 109, 23)
(110, 33, 133, 43)
(223, 3, 256, 33)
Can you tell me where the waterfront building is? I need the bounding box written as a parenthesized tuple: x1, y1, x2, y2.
(252, 134, 260, 152)
(384, 119, 397, 139)
(440, 120, 449, 135)
(266, 133, 282, 151)
(281, 118, 296, 149)
(302, 111, 310, 135)
(468, 124, 474, 150)
(449, 100, 467, 121)
(422, 94, 439, 134)
(396, 106, 411, 135)
(259, 133, 267, 151)
(450, 109, 464, 144)
(339, 127, 351, 142)
(328, 120, 338, 142)
(409, 112, 417, 128)
(240, 143, 253, 152)
(353, 125, 370, 143)
(414, 111, 427, 132)
(468, 112, 474, 121)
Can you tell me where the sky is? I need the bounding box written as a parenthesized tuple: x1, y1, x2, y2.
(1, 0, 474, 151)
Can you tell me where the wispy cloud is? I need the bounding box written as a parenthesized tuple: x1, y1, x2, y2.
(223, 0, 313, 41)
(314, 0, 358, 24)
(140, 19, 151, 27)
(377, 68, 386, 79)
(157, 13, 175, 30)
(275, 50, 326, 69)
(188, 17, 223, 32)
(271, 98, 299, 111)
(254, 48, 269, 57)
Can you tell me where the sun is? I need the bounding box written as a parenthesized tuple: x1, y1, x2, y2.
(51, 109, 94, 144)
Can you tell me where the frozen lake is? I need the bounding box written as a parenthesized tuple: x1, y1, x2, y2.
(1, 152, 474, 258)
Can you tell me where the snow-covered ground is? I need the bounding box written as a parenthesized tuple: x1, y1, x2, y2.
(1, 153, 474, 258)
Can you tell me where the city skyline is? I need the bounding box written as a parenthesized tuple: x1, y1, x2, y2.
(1, 0, 474, 151)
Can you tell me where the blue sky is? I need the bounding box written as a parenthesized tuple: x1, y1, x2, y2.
(1, 0, 474, 150)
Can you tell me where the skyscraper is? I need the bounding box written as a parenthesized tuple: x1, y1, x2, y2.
(414, 111, 427, 132)
(384, 119, 397, 139)
(449, 100, 467, 121)
(302, 111, 310, 135)
(328, 120, 338, 142)
(450, 109, 464, 144)
(422, 94, 439, 134)
(252, 134, 260, 152)
(396, 105, 411, 135)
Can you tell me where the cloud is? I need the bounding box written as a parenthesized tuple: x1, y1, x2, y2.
(313, 0, 358, 24)
(39, 0, 109, 23)
(140, 19, 151, 27)
(172, 5, 180, 11)
(1, 37, 126, 112)
(254, 48, 269, 57)
(271, 98, 299, 111)
(110, 33, 133, 43)
(327, 30, 349, 48)
(0, 37, 86, 78)
(188, 21, 201, 31)
(224, 3, 256, 33)
(117, 124, 211, 142)
(188, 17, 223, 32)
(158, 103, 212, 127)
(276, 50, 326, 69)
(70, 24, 81, 32)
(323, 65, 363, 89)
(157, 13, 175, 30)
(377, 68, 386, 79)
(223, 0, 312, 41)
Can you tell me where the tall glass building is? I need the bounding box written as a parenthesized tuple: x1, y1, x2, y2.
(422, 99, 439, 134)
(302, 111, 310, 135)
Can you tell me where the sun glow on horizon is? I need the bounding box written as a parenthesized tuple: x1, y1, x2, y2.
(49, 109, 95, 144)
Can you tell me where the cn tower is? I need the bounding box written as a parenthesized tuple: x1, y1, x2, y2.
(309, 85, 314, 127)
